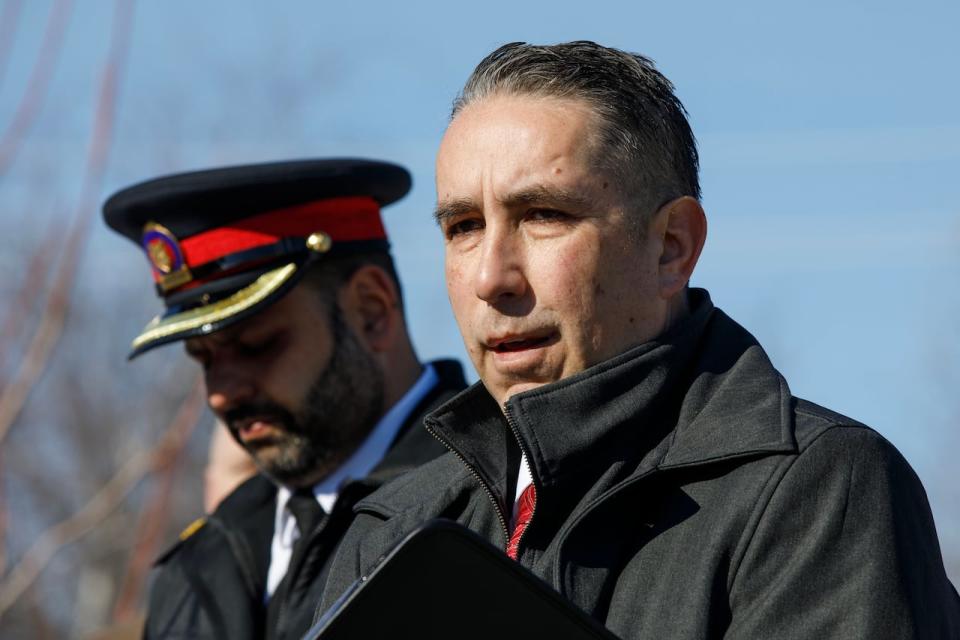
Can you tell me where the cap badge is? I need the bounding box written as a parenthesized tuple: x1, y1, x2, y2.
(142, 222, 193, 291)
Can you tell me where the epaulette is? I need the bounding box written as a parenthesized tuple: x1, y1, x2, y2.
(179, 516, 207, 540)
(153, 516, 208, 566)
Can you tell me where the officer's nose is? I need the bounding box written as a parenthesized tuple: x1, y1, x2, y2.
(474, 224, 528, 304)
(204, 361, 256, 416)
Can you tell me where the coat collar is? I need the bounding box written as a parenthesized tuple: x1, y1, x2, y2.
(426, 290, 796, 503)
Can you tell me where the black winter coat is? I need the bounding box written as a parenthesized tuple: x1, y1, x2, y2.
(318, 294, 960, 638)
(144, 360, 467, 640)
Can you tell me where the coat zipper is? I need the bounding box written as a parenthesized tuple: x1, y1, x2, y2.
(423, 419, 511, 547)
(503, 403, 537, 559)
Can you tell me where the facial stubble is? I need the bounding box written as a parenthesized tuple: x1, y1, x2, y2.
(227, 308, 386, 488)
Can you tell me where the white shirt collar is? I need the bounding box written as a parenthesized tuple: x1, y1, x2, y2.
(266, 363, 439, 598)
(513, 452, 534, 526)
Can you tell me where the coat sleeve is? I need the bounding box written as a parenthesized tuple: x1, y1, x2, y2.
(726, 425, 960, 639)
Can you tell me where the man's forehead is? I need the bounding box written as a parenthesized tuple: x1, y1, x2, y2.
(436, 95, 610, 204)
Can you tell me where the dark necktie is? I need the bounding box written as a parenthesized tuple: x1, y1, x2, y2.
(506, 484, 536, 560)
(266, 490, 324, 636)
(287, 489, 323, 552)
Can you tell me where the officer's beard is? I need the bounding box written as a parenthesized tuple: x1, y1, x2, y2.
(224, 306, 386, 488)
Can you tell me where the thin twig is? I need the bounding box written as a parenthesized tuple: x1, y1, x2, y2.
(0, 377, 204, 618)
(111, 383, 202, 622)
(0, 220, 59, 379)
(0, 469, 7, 577)
(0, 0, 74, 176)
(0, 0, 135, 447)
(0, 0, 25, 90)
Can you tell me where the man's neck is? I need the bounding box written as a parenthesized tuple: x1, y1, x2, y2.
(380, 347, 424, 412)
(663, 289, 692, 335)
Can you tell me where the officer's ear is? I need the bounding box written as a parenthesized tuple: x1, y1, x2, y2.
(653, 196, 706, 299)
(338, 265, 401, 352)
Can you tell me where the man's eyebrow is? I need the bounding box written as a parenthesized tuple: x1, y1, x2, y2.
(499, 185, 592, 210)
(433, 198, 476, 226)
(433, 185, 593, 226)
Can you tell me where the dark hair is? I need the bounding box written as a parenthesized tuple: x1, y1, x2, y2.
(453, 41, 700, 217)
(300, 250, 404, 311)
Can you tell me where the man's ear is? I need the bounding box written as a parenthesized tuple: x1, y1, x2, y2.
(338, 265, 401, 352)
(656, 196, 707, 298)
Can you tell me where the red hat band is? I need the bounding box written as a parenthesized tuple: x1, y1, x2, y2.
(142, 196, 386, 292)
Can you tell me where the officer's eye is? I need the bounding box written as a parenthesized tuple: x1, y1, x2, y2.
(237, 336, 278, 358)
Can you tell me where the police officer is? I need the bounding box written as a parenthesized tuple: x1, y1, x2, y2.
(103, 159, 466, 639)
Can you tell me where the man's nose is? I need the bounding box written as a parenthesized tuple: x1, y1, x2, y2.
(204, 363, 256, 415)
(474, 226, 527, 304)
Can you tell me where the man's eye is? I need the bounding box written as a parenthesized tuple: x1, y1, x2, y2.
(237, 336, 277, 358)
(445, 218, 484, 239)
(527, 208, 569, 222)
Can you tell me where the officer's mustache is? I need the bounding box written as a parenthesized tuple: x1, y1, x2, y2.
(223, 402, 304, 437)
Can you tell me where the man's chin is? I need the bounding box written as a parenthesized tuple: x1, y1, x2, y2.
(247, 443, 319, 485)
(245, 440, 291, 466)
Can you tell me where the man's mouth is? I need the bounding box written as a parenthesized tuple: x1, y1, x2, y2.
(488, 332, 556, 353)
(231, 416, 283, 444)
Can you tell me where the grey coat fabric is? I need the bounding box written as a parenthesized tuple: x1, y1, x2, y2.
(144, 360, 467, 640)
(318, 293, 960, 638)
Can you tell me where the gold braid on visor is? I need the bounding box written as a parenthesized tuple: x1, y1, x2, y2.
(131, 263, 297, 353)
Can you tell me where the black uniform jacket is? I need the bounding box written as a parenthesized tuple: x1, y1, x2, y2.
(318, 293, 960, 638)
(144, 360, 467, 640)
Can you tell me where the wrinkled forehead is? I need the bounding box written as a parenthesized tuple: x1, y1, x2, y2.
(436, 94, 613, 204)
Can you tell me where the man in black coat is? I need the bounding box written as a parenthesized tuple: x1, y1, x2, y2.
(317, 43, 960, 637)
(103, 159, 466, 639)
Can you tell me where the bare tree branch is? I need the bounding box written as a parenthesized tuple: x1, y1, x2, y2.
(0, 220, 58, 380)
(0, 0, 24, 90)
(111, 389, 202, 622)
(0, 0, 135, 447)
(0, 249, 73, 444)
(0, 0, 74, 176)
(26, 582, 55, 640)
(0, 470, 7, 577)
(0, 376, 204, 618)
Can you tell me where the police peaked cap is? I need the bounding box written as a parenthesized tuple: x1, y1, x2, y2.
(103, 158, 411, 359)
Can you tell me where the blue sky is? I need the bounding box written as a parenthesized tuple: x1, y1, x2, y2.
(3, 0, 958, 572)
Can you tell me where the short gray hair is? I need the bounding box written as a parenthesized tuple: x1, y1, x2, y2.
(452, 41, 700, 216)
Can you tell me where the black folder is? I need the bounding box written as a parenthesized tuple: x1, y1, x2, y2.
(304, 519, 619, 639)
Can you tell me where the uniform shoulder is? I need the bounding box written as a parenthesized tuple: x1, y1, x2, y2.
(153, 474, 276, 566)
(153, 516, 211, 565)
